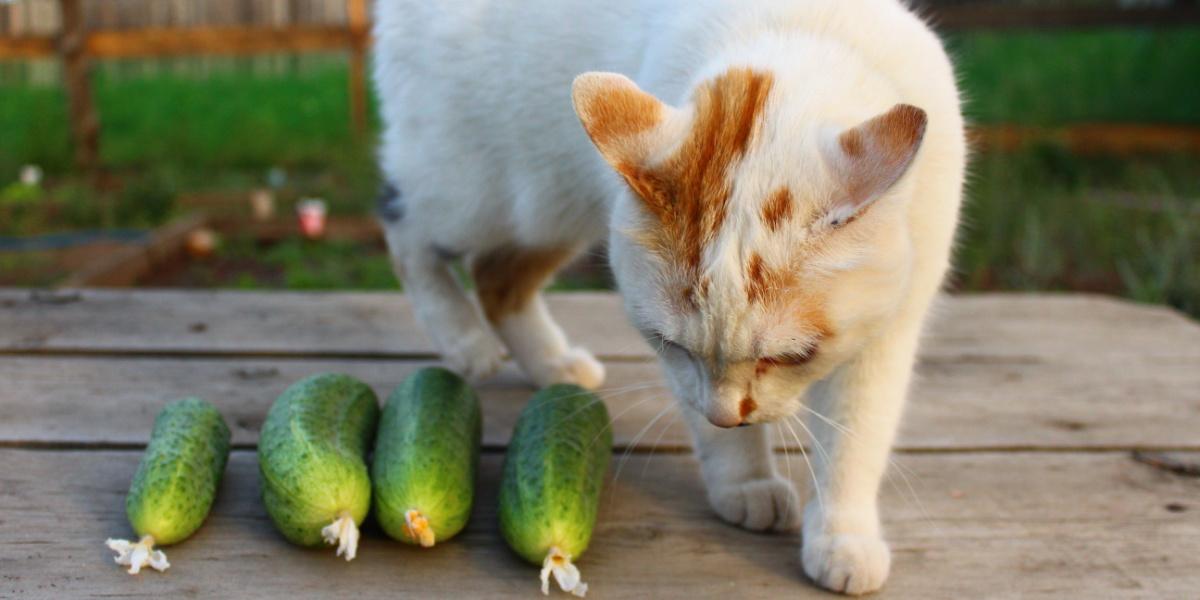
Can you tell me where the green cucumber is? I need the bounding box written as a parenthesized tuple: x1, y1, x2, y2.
(258, 373, 380, 560)
(106, 397, 231, 574)
(499, 384, 612, 597)
(372, 367, 481, 547)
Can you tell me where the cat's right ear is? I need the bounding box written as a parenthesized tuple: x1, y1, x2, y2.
(572, 73, 679, 169)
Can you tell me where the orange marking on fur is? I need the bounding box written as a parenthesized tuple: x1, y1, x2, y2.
(755, 359, 771, 377)
(623, 68, 775, 280)
(761, 187, 794, 232)
(745, 252, 797, 305)
(474, 245, 575, 323)
(739, 396, 757, 419)
(839, 129, 866, 158)
(794, 302, 835, 343)
(575, 76, 665, 152)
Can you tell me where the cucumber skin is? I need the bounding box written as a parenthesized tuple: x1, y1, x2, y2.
(372, 367, 482, 545)
(258, 373, 380, 547)
(126, 398, 231, 546)
(499, 384, 612, 565)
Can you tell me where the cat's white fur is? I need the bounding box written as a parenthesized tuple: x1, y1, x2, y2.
(374, 0, 965, 594)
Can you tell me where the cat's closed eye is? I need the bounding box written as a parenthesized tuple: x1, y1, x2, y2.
(651, 331, 693, 358)
(759, 346, 818, 368)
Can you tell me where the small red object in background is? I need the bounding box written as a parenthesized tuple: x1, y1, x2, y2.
(297, 199, 328, 239)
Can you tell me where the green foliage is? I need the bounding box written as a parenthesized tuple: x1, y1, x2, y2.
(957, 148, 1200, 317)
(264, 238, 396, 290)
(1, 37, 1198, 317)
(950, 28, 1200, 125)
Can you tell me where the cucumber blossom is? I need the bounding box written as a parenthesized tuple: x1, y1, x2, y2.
(258, 373, 380, 561)
(106, 397, 231, 575)
(372, 367, 481, 547)
(499, 384, 612, 597)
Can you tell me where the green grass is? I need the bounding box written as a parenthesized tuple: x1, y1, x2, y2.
(959, 148, 1199, 316)
(0, 31, 1198, 317)
(152, 236, 399, 291)
(949, 29, 1200, 125)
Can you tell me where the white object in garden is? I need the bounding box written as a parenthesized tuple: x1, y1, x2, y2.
(251, 189, 276, 221)
(267, 167, 288, 189)
(297, 198, 328, 239)
(19, 165, 43, 187)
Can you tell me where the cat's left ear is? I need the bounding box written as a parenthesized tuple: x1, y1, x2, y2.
(572, 72, 680, 169)
(820, 104, 928, 227)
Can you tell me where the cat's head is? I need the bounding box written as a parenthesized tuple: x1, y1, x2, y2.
(573, 66, 927, 427)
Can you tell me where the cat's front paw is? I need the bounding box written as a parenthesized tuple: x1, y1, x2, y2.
(528, 346, 606, 390)
(706, 476, 801, 532)
(441, 329, 505, 382)
(801, 532, 891, 596)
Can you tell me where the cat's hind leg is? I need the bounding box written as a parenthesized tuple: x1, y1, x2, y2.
(472, 245, 605, 390)
(381, 210, 505, 381)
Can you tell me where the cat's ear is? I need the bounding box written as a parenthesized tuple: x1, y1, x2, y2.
(821, 104, 928, 227)
(572, 72, 679, 169)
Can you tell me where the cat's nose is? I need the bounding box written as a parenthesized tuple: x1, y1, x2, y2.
(705, 404, 743, 428)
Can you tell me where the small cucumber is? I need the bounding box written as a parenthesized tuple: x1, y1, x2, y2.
(372, 367, 481, 547)
(106, 397, 231, 575)
(499, 384, 612, 597)
(258, 373, 380, 560)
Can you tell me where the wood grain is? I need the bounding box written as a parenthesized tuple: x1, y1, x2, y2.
(3, 291, 1197, 363)
(1, 450, 1196, 599)
(0, 289, 648, 359)
(1, 349, 1198, 452)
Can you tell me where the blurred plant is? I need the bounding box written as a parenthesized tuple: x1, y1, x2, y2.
(115, 171, 177, 226)
(1117, 210, 1198, 316)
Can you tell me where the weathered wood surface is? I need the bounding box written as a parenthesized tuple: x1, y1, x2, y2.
(4, 290, 1198, 362)
(2, 352, 1198, 452)
(2, 450, 1197, 599)
(1, 290, 1197, 598)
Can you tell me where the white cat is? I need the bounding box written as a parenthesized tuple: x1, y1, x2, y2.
(374, 0, 965, 594)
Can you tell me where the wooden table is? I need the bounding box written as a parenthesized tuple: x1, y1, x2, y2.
(2, 289, 1198, 598)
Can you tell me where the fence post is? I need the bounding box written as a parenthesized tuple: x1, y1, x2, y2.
(59, 0, 100, 172)
(346, 0, 368, 138)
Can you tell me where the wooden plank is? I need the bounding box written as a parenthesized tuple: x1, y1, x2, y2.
(2, 291, 1197, 364)
(0, 36, 56, 59)
(930, 5, 1200, 31)
(60, 213, 208, 288)
(0, 289, 647, 359)
(972, 124, 1200, 155)
(58, 0, 99, 171)
(345, 0, 368, 136)
(1, 450, 1196, 598)
(1, 346, 1196, 451)
(83, 25, 360, 58)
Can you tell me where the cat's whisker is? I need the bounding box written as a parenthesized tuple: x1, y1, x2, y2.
(775, 424, 797, 516)
(788, 413, 833, 467)
(608, 400, 675, 502)
(581, 390, 668, 451)
(797, 405, 938, 532)
(639, 410, 682, 480)
(781, 416, 823, 514)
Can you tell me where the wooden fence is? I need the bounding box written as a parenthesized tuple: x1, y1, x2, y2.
(0, 0, 371, 170)
(1, 0, 1199, 169)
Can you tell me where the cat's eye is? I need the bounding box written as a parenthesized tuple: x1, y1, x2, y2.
(650, 331, 690, 357)
(760, 347, 818, 368)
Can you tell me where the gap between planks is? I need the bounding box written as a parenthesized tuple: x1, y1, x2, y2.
(5, 441, 1198, 456)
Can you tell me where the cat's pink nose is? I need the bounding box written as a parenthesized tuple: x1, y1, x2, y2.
(706, 403, 744, 429)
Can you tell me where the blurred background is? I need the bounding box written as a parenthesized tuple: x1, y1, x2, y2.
(1, 0, 1197, 317)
